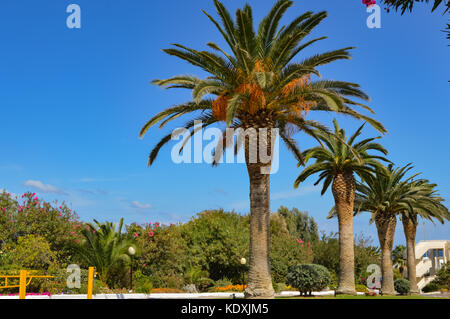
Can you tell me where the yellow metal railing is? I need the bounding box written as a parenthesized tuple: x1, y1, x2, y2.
(0, 267, 96, 299)
(0, 270, 53, 299)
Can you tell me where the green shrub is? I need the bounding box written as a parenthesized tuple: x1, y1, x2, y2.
(394, 279, 410, 295)
(355, 284, 368, 293)
(273, 282, 286, 293)
(214, 277, 233, 287)
(422, 282, 440, 293)
(434, 262, 450, 289)
(286, 264, 331, 296)
(134, 269, 153, 294)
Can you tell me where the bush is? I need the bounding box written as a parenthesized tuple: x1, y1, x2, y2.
(214, 277, 233, 287)
(214, 284, 246, 292)
(394, 278, 410, 295)
(286, 264, 331, 296)
(134, 270, 153, 294)
(422, 282, 440, 293)
(273, 282, 286, 293)
(150, 288, 184, 293)
(355, 284, 368, 293)
(434, 262, 450, 289)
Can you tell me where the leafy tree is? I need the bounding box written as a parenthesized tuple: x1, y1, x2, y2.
(182, 210, 249, 283)
(139, 0, 385, 298)
(392, 245, 407, 277)
(277, 206, 319, 243)
(10, 235, 56, 270)
(0, 191, 82, 265)
(295, 119, 388, 294)
(270, 213, 314, 283)
(354, 234, 381, 282)
(312, 232, 340, 275)
(130, 221, 188, 288)
(74, 218, 136, 286)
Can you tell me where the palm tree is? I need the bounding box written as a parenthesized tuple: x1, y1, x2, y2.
(139, 0, 385, 298)
(294, 119, 389, 294)
(392, 245, 407, 277)
(75, 218, 137, 286)
(400, 179, 449, 294)
(349, 164, 424, 295)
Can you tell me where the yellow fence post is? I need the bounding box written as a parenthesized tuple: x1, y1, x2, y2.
(19, 270, 27, 299)
(87, 267, 94, 299)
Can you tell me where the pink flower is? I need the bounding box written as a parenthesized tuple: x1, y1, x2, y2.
(148, 231, 154, 237)
(296, 238, 304, 244)
(134, 233, 139, 237)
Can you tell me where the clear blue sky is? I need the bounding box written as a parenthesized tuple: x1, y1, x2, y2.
(0, 0, 448, 246)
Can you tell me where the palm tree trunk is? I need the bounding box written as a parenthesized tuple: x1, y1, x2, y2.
(375, 212, 397, 295)
(244, 163, 274, 298)
(332, 172, 356, 295)
(243, 116, 275, 299)
(402, 213, 419, 295)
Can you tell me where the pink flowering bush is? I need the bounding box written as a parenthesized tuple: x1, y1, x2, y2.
(0, 191, 84, 266)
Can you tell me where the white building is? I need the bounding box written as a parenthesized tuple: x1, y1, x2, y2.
(415, 240, 450, 291)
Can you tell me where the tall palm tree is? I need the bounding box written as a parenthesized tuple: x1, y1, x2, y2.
(400, 179, 449, 294)
(349, 164, 423, 295)
(294, 119, 389, 294)
(392, 245, 407, 277)
(75, 218, 137, 285)
(139, 0, 385, 298)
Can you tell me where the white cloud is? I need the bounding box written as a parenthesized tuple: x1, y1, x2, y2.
(130, 201, 152, 210)
(23, 180, 66, 194)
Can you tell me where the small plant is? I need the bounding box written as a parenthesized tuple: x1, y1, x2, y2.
(355, 284, 369, 293)
(394, 278, 410, 295)
(150, 288, 184, 293)
(365, 291, 377, 296)
(422, 282, 440, 293)
(214, 284, 246, 292)
(286, 264, 331, 296)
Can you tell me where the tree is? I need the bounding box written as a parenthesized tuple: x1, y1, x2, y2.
(383, 0, 449, 14)
(75, 218, 136, 286)
(382, 0, 450, 40)
(392, 245, 407, 277)
(400, 179, 449, 294)
(295, 119, 388, 294)
(348, 164, 424, 295)
(181, 210, 249, 283)
(0, 191, 82, 266)
(10, 235, 56, 270)
(269, 213, 314, 283)
(276, 206, 319, 243)
(139, 0, 385, 298)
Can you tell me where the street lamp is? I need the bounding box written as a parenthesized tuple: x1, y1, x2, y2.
(240, 258, 246, 288)
(128, 246, 136, 292)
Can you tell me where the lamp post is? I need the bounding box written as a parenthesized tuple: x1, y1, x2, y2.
(240, 257, 246, 288)
(128, 246, 136, 292)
